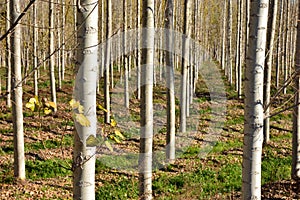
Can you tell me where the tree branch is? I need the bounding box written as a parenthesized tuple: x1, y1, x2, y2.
(0, 0, 36, 42)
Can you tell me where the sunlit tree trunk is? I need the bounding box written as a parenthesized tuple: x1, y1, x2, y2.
(33, 3, 38, 96)
(221, 1, 227, 71)
(6, 1, 11, 108)
(180, 0, 192, 133)
(104, 0, 111, 123)
(136, 0, 141, 100)
(49, 0, 57, 111)
(235, 0, 241, 92)
(227, 0, 233, 84)
(139, 0, 154, 199)
(165, 0, 175, 163)
(292, 0, 300, 182)
(242, 1, 269, 199)
(264, 0, 278, 145)
(283, 0, 289, 94)
(73, 0, 98, 199)
(238, 0, 244, 99)
(123, 0, 129, 108)
(276, 0, 284, 89)
(11, 0, 25, 180)
(61, 0, 66, 81)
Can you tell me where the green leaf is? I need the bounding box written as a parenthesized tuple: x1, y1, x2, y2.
(75, 113, 91, 127)
(86, 135, 100, 147)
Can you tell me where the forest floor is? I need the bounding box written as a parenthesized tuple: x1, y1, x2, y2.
(0, 68, 298, 199)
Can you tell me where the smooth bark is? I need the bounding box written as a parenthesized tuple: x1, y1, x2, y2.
(139, 0, 155, 199)
(292, 0, 300, 182)
(242, 0, 269, 199)
(11, 0, 26, 180)
(73, 0, 98, 199)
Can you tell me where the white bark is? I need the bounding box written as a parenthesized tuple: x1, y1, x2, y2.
(179, 0, 192, 133)
(6, 1, 11, 108)
(11, 0, 25, 180)
(136, 0, 141, 100)
(264, 0, 278, 145)
(139, 0, 154, 199)
(165, 0, 175, 163)
(227, 0, 233, 84)
(73, 0, 98, 199)
(104, 0, 112, 124)
(292, 0, 300, 181)
(49, 0, 57, 111)
(242, 1, 269, 199)
(221, 0, 227, 71)
(124, 0, 129, 108)
(61, 0, 65, 81)
(33, 3, 38, 96)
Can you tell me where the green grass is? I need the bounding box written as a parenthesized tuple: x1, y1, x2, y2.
(25, 134, 73, 151)
(96, 176, 138, 200)
(211, 139, 243, 153)
(26, 159, 71, 180)
(226, 115, 244, 126)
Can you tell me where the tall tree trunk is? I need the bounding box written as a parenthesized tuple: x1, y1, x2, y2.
(11, 0, 25, 180)
(6, 1, 11, 108)
(104, 0, 112, 124)
(33, 3, 38, 96)
(73, 0, 98, 199)
(292, 0, 300, 182)
(242, 0, 269, 199)
(283, 0, 289, 94)
(179, 0, 192, 133)
(61, 0, 65, 81)
(136, 0, 141, 100)
(49, 0, 57, 111)
(276, 0, 284, 89)
(227, 0, 233, 84)
(139, 0, 154, 199)
(238, 0, 244, 99)
(221, 0, 227, 71)
(235, 0, 241, 92)
(124, 0, 129, 108)
(264, 0, 278, 145)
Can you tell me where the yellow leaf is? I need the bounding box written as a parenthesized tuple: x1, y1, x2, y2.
(86, 135, 100, 147)
(69, 99, 80, 109)
(112, 135, 121, 143)
(70, 99, 84, 113)
(110, 119, 117, 127)
(75, 113, 91, 127)
(45, 101, 56, 109)
(29, 97, 37, 104)
(44, 107, 52, 115)
(98, 104, 108, 112)
(25, 102, 35, 112)
(34, 96, 40, 107)
(105, 141, 113, 152)
(114, 130, 125, 140)
(78, 104, 84, 114)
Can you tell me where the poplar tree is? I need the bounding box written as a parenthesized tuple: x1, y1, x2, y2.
(242, 1, 269, 199)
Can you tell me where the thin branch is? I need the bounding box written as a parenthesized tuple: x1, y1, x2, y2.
(264, 70, 296, 112)
(264, 102, 299, 119)
(0, 0, 36, 42)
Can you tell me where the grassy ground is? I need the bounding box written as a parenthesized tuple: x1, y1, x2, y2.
(0, 67, 297, 199)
